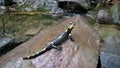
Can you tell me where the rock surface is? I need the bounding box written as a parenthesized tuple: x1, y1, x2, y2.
(98, 25, 120, 68)
(0, 15, 100, 68)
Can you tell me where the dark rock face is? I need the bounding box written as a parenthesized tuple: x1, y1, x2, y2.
(0, 15, 100, 68)
(58, 1, 88, 14)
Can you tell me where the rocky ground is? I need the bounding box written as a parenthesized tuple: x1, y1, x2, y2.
(0, 15, 100, 68)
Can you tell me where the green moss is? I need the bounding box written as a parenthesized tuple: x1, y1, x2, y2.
(0, 12, 62, 38)
(97, 25, 120, 40)
(88, 18, 96, 25)
(100, 28, 111, 39)
(36, 7, 49, 12)
(0, 4, 62, 38)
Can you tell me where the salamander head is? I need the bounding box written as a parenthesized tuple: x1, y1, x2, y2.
(67, 22, 76, 30)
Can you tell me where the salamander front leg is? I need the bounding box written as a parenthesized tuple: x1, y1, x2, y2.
(68, 34, 74, 42)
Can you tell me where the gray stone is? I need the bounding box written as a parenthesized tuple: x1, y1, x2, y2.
(97, 10, 111, 24)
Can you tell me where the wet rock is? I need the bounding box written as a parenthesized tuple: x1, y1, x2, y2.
(111, 4, 120, 24)
(0, 37, 28, 56)
(97, 10, 111, 24)
(0, 15, 100, 68)
(0, 35, 13, 48)
(101, 43, 120, 68)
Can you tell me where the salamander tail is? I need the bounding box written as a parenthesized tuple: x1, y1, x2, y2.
(23, 48, 47, 60)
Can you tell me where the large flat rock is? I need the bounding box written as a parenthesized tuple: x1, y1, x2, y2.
(0, 15, 100, 68)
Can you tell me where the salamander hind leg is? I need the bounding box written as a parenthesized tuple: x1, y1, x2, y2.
(52, 45, 62, 50)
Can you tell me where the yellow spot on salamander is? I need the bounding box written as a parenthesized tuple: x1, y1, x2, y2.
(68, 22, 75, 29)
(69, 25, 73, 29)
(65, 29, 68, 32)
(51, 41, 54, 44)
(58, 35, 62, 39)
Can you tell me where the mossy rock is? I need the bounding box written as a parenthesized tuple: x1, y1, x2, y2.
(110, 4, 120, 24)
(42, 20, 53, 26)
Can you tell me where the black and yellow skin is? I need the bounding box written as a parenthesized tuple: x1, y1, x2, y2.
(23, 22, 75, 60)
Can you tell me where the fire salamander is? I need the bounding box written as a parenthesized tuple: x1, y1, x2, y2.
(23, 22, 76, 60)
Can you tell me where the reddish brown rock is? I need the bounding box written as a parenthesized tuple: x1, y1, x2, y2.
(0, 15, 100, 68)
